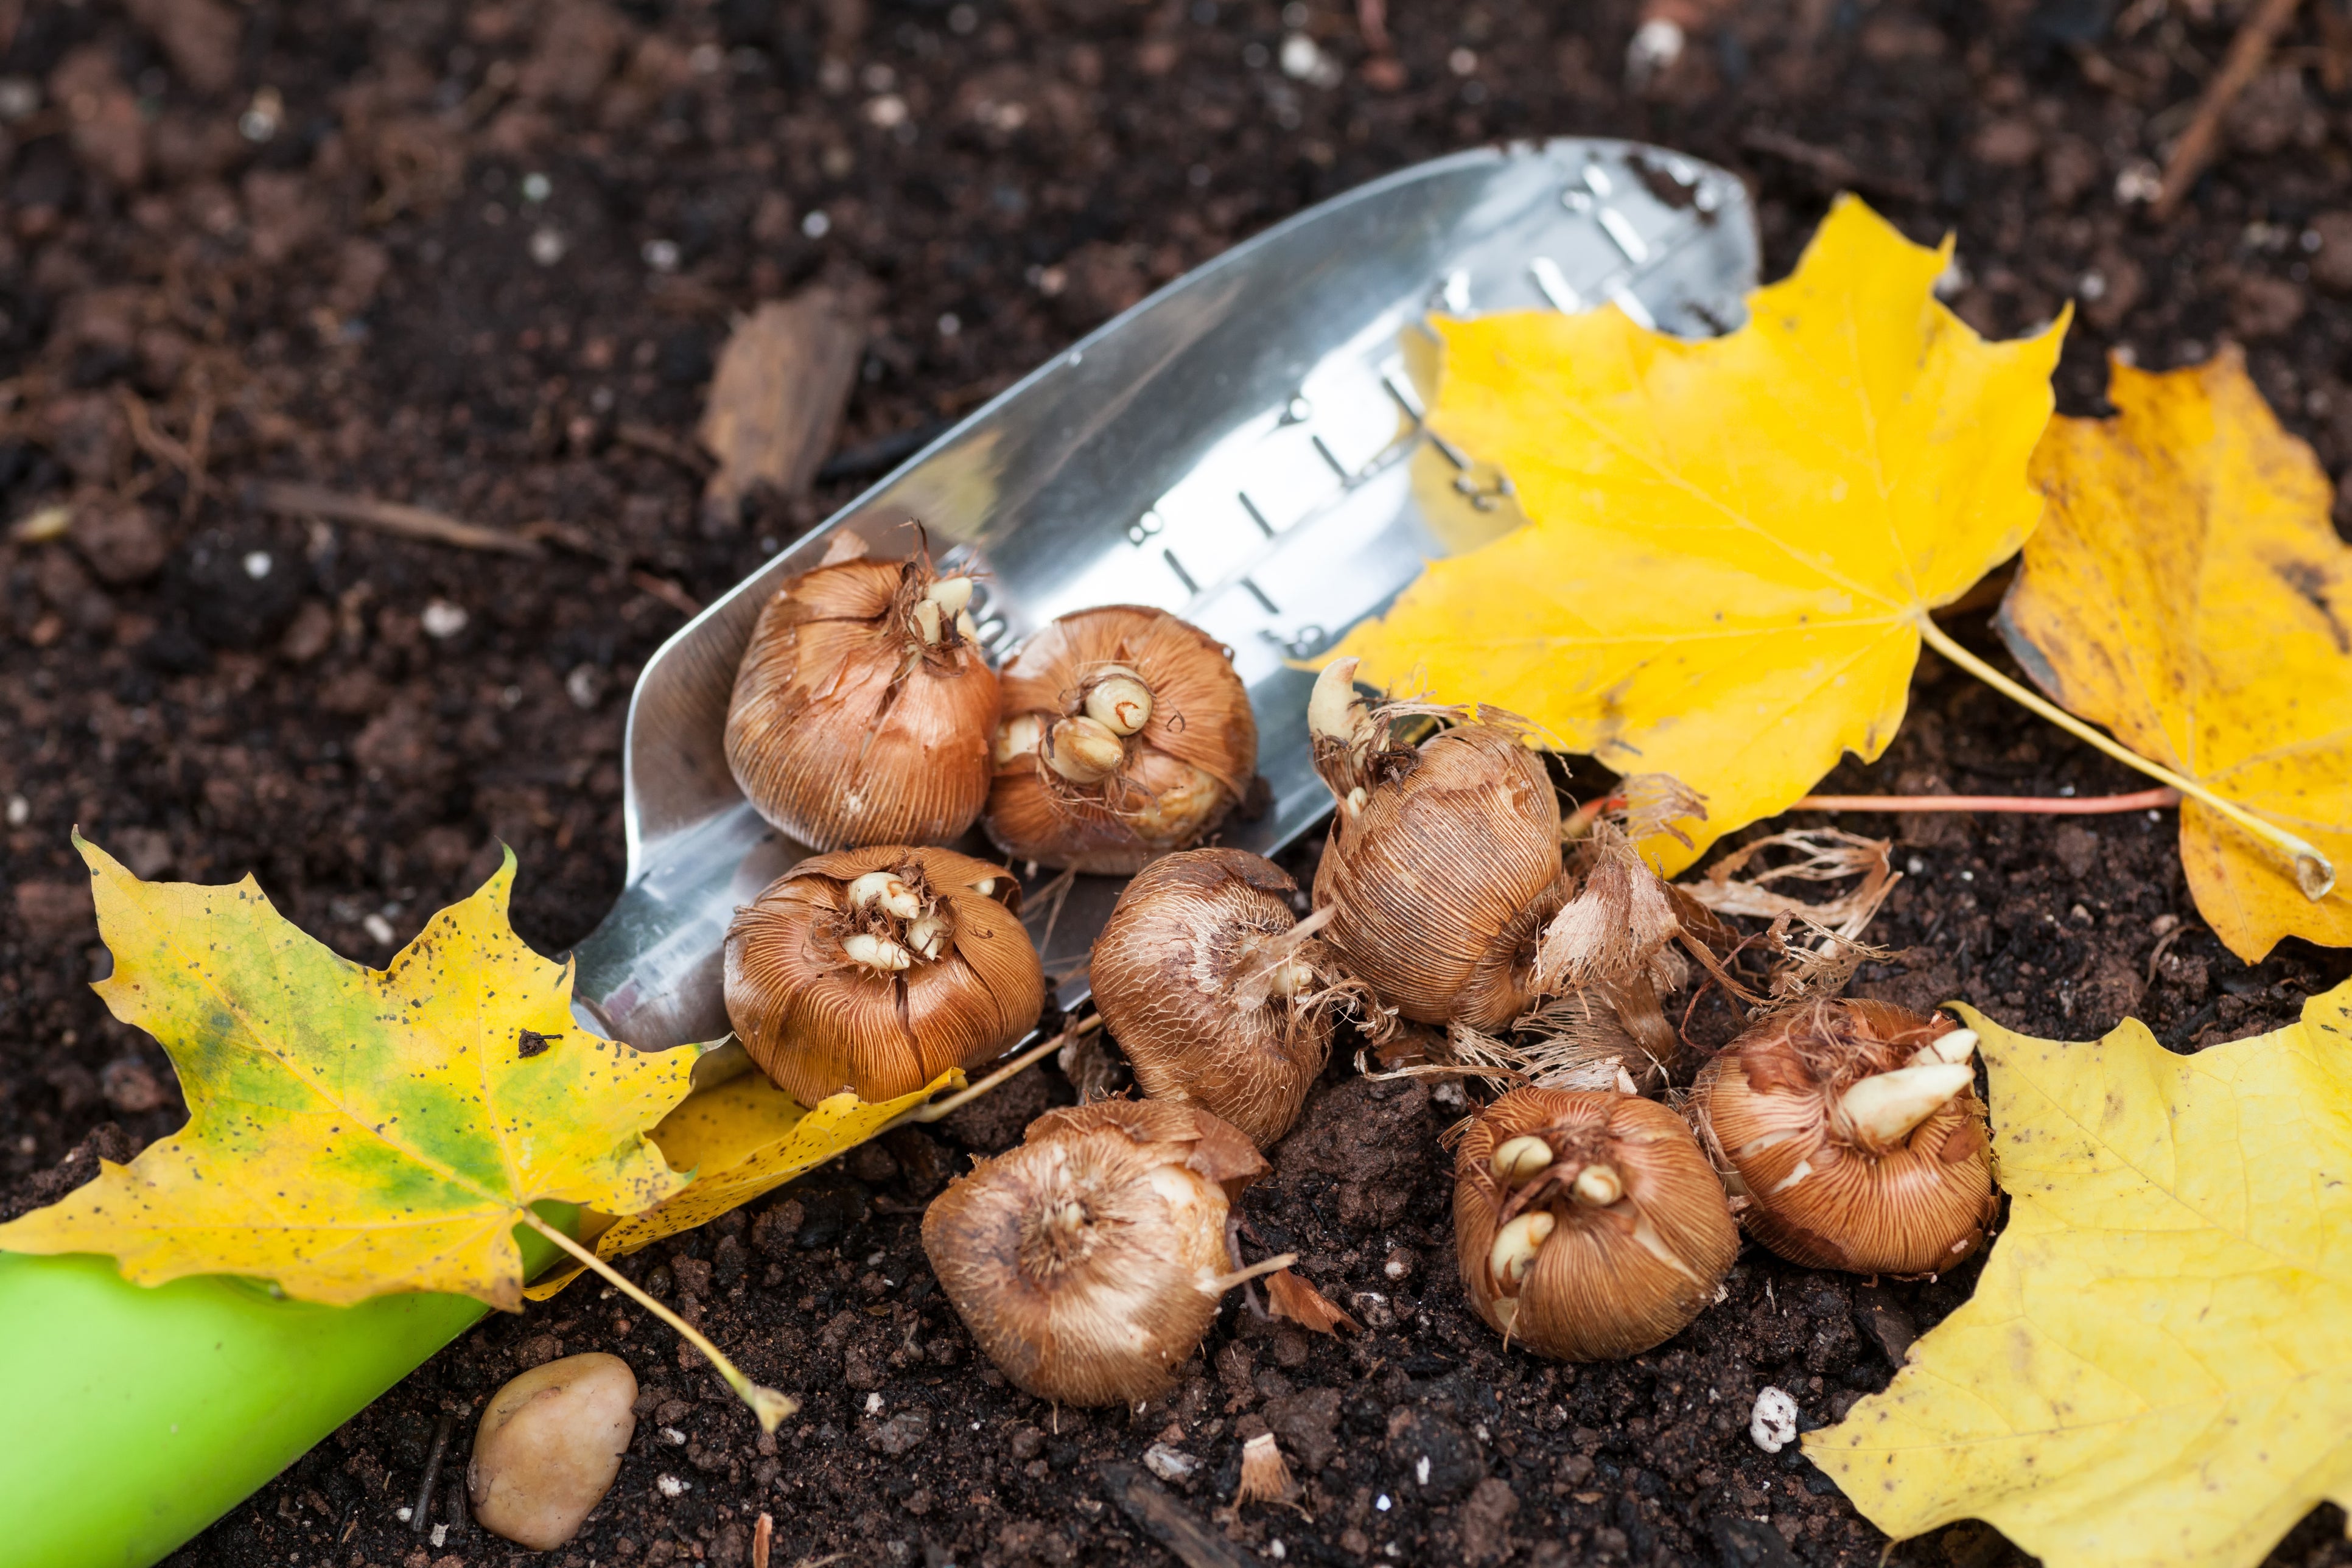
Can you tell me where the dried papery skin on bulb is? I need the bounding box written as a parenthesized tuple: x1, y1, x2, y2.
(724, 554, 999, 850)
(985, 606, 1259, 873)
(921, 1101, 1269, 1405)
(1689, 999, 1995, 1275)
(723, 845, 1044, 1107)
(1307, 661, 1567, 1031)
(1090, 848, 1337, 1148)
(1454, 1087, 1738, 1362)
(1527, 813, 1748, 1072)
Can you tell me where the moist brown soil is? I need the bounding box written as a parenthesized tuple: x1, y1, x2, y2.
(7, 0, 2352, 1564)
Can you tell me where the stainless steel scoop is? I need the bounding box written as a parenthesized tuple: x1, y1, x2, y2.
(572, 137, 1761, 1059)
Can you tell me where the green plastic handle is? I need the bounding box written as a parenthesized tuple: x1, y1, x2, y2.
(0, 1209, 573, 1568)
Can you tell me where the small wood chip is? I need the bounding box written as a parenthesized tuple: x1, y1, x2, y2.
(1097, 1463, 1255, 1568)
(698, 279, 875, 522)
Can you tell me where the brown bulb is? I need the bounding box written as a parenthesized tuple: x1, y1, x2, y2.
(723, 846, 1044, 1106)
(1455, 1087, 1738, 1362)
(1307, 658, 1567, 1031)
(1090, 849, 1335, 1149)
(724, 551, 998, 850)
(922, 1101, 1272, 1405)
(984, 607, 1258, 873)
(1689, 1000, 1994, 1275)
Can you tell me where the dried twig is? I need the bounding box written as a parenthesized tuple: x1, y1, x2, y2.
(117, 389, 210, 500)
(521, 518, 631, 567)
(2154, 0, 2306, 219)
(616, 421, 713, 477)
(410, 1413, 453, 1535)
(254, 480, 542, 557)
(630, 570, 703, 617)
(1740, 127, 1933, 203)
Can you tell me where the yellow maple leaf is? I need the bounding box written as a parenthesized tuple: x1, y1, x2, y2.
(1998, 348, 2352, 961)
(0, 836, 699, 1311)
(1808, 981, 2352, 1568)
(525, 1066, 957, 1300)
(1334, 195, 2066, 870)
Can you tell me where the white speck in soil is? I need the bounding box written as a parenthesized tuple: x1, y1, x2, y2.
(663, 1426, 687, 1444)
(567, 664, 606, 710)
(1750, 1386, 1800, 1454)
(363, 914, 396, 945)
(4, 794, 26, 826)
(657, 1474, 689, 1498)
(802, 210, 831, 239)
(421, 600, 469, 639)
(643, 239, 681, 272)
(243, 551, 273, 579)
(1375, 1494, 1391, 1512)
(530, 228, 567, 266)
(1414, 1455, 1430, 1485)
(1906, 855, 1925, 875)
(866, 1392, 885, 1414)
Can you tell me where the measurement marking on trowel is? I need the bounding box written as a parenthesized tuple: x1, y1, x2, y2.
(1241, 577, 1279, 615)
(1598, 207, 1650, 265)
(1237, 492, 1278, 539)
(1609, 285, 1658, 331)
(1530, 257, 1581, 313)
(1381, 372, 1426, 422)
(1161, 549, 1201, 593)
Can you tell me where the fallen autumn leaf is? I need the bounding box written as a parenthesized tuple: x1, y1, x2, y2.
(0, 836, 699, 1311)
(1334, 194, 2067, 871)
(1807, 978, 2352, 1568)
(1999, 347, 2352, 959)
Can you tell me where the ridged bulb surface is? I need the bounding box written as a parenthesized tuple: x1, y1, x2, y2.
(984, 606, 1258, 873)
(1090, 848, 1333, 1148)
(922, 1101, 1267, 1404)
(1454, 1087, 1738, 1362)
(1309, 663, 1566, 1031)
(724, 556, 998, 850)
(724, 845, 1043, 1106)
(1689, 999, 1995, 1275)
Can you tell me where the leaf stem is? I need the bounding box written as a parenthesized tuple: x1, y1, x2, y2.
(1796, 786, 2181, 815)
(905, 1017, 1097, 1125)
(1918, 617, 2336, 899)
(517, 1208, 797, 1432)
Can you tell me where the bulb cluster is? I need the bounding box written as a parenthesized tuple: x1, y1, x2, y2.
(722, 553, 1260, 1104)
(721, 567, 2000, 1388)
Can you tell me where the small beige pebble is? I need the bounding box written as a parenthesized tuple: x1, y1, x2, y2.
(469, 1352, 638, 1550)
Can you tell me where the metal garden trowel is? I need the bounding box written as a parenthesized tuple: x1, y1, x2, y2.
(572, 137, 1762, 1064)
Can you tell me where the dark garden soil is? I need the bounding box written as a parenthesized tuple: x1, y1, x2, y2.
(7, 0, 2352, 1564)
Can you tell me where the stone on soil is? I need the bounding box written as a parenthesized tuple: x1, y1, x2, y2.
(469, 1352, 639, 1550)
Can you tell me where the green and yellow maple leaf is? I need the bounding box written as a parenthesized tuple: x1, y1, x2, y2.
(526, 1065, 957, 1300)
(0, 836, 701, 1311)
(1334, 194, 2067, 870)
(1808, 980, 2352, 1568)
